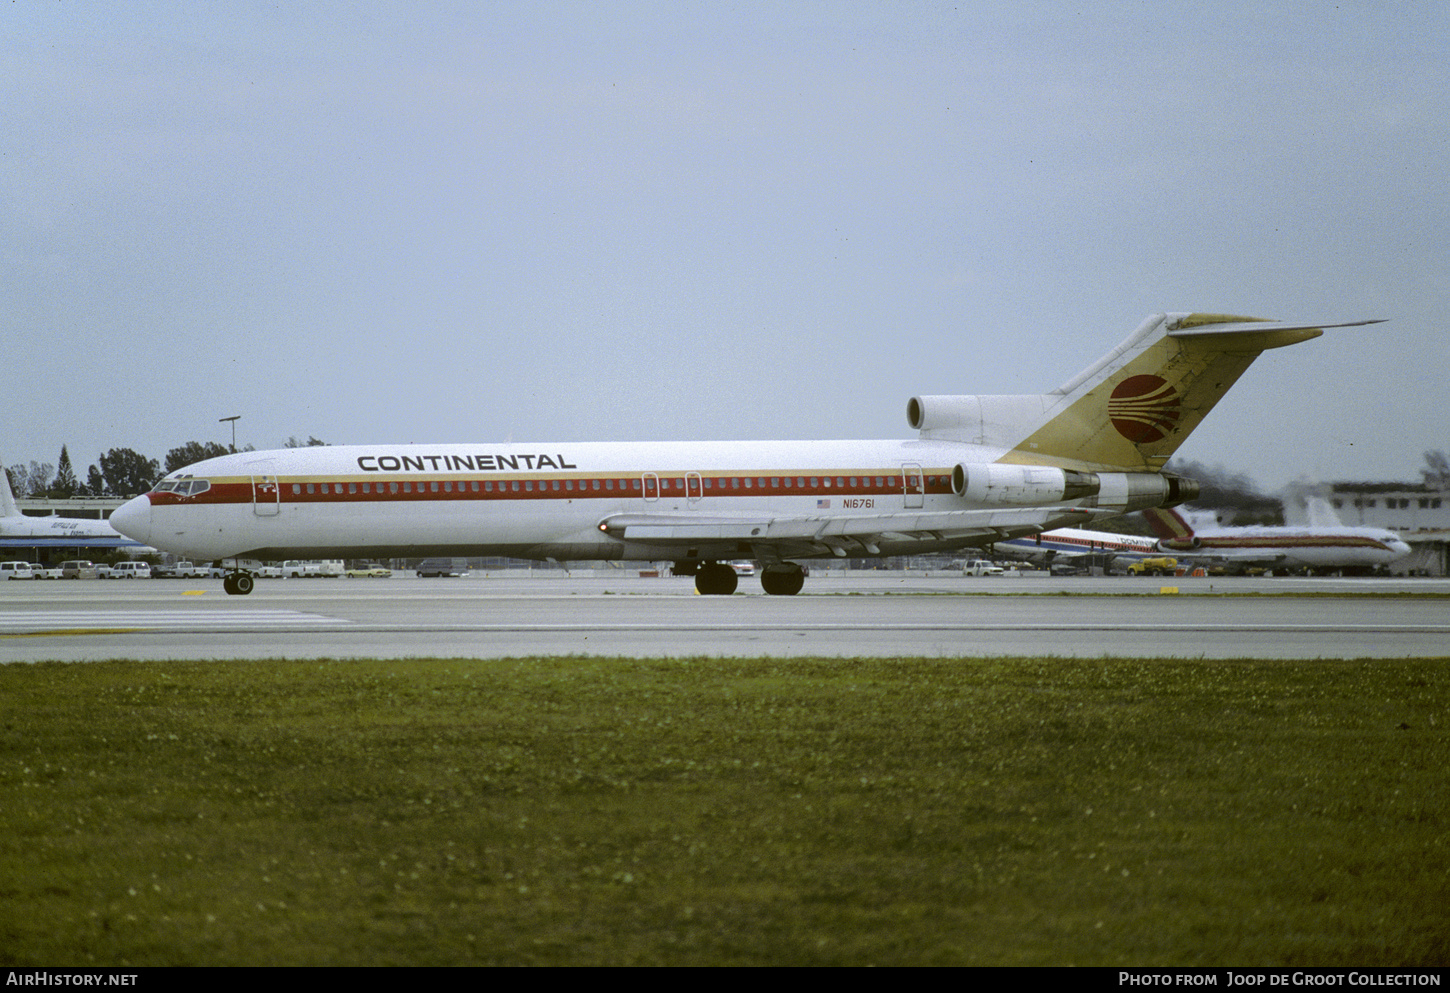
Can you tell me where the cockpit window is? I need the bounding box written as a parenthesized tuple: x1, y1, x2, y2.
(152, 478, 211, 496)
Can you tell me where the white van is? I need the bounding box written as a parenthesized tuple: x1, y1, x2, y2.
(111, 561, 152, 579)
(0, 561, 34, 580)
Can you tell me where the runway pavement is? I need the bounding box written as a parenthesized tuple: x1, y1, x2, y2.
(2, 571, 1448, 662)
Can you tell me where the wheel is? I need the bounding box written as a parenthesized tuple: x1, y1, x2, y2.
(694, 562, 738, 595)
(223, 573, 255, 596)
(760, 564, 806, 595)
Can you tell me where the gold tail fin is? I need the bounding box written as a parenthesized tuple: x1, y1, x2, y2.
(995, 313, 1381, 471)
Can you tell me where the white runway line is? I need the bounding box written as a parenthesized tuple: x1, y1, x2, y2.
(0, 610, 352, 632)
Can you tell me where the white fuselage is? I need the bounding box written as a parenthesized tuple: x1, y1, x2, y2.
(998, 526, 1158, 562)
(0, 514, 140, 550)
(1158, 525, 1411, 571)
(109, 437, 1123, 563)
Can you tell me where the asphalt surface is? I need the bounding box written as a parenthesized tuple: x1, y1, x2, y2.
(3, 571, 1448, 662)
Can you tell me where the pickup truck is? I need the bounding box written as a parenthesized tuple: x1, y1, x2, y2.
(962, 559, 1004, 576)
(283, 560, 321, 578)
(155, 561, 209, 579)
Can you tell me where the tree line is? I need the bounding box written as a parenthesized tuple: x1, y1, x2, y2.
(5, 437, 328, 500)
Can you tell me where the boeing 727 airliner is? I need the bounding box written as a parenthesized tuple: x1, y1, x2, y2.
(108, 312, 1381, 595)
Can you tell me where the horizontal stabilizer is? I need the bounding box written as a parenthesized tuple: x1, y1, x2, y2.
(1168, 318, 1385, 338)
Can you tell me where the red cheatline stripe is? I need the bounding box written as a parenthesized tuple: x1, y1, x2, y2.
(151, 471, 956, 507)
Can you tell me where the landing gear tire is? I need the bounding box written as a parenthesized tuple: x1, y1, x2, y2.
(223, 573, 254, 596)
(760, 564, 806, 596)
(695, 562, 738, 596)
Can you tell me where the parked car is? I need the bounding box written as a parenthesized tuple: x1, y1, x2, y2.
(111, 561, 152, 579)
(282, 560, 321, 578)
(0, 561, 34, 580)
(60, 560, 99, 580)
(95, 563, 115, 579)
(30, 563, 62, 579)
(346, 563, 393, 578)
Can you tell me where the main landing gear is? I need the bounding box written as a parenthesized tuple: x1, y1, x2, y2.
(680, 561, 806, 596)
(222, 571, 255, 596)
(759, 563, 806, 596)
(693, 561, 738, 596)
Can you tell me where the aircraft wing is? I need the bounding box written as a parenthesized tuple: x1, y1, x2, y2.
(599, 507, 1094, 557)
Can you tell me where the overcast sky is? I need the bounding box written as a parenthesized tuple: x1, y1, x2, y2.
(5, 1, 1447, 492)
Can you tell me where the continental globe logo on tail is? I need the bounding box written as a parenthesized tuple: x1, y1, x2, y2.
(1109, 375, 1181, 444)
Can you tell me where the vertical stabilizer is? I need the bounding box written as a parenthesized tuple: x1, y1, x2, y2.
(910, 314, 1381, 473)
(1305, 496, 1346, 528)
(1143, 507, 1195, 542)
(0, 462, 20, 519)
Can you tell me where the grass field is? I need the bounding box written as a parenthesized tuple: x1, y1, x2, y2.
(1, 655, 1446, 966)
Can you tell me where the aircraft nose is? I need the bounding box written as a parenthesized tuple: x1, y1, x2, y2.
(109, 495, 153, 545)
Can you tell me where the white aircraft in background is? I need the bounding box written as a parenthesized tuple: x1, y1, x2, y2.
(994, 526, 1158, 571)
(1142, 501, 1410, 575)
(109, 312, 1381, 595)
(0, 462, 143, 552)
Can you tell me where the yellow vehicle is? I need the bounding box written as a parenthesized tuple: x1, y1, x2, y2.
(1127, 556, 1178, 577)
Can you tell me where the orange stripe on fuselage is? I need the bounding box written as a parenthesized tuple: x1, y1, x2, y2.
(1192, 535, 1390, 551)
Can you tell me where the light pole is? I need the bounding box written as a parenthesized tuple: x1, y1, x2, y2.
(219, 415, 240, 452)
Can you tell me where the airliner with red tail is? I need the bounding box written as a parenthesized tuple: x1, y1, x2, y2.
(109, 313, 1380, 595)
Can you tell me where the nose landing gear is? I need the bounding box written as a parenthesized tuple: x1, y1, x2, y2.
(222, 572, 255, 596)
